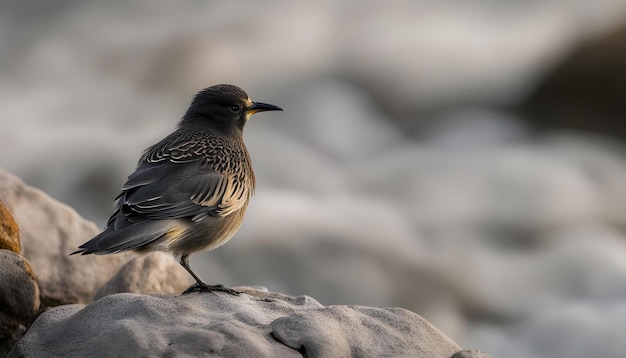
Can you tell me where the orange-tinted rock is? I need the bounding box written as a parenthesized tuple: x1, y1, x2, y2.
(0, 200, 20, 253)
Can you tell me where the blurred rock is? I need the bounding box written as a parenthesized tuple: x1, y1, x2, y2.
(94, 252, 194, 300)
(519, 22, 626, 140)
(0, 167, 130, 307)
(0, 199, 20, 253)
(452, 350, 492, 358)
(10, 288, 466, 358)
(470, 300, 626, 358)
(0, 250, 39, 356)
(257, 80, 402, 161)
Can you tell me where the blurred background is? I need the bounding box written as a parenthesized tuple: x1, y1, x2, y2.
(2, 1, 626, 356)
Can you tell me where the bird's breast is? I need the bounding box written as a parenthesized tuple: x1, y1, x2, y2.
(166, 206, 248, 255)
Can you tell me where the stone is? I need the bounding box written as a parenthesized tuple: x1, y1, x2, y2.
(0, 199, 20, 253)
(94, 252, 194, 300)
(0, 250, 40, 356)
(519, 22, 626, 139)
(271, 305, 461, 358)
(0, 167, 130, 307)
(10, 288, 462, 358)
(451, 349, 492, 358)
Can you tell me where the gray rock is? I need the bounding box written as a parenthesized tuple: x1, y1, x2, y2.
(0, 249, 39, 356)
(94, 252, 194, 300)
(452, 349, 492, 358)
(0, 167, 130, 307)
(10, 288, 462, 358)
(271, 304, 461, 358)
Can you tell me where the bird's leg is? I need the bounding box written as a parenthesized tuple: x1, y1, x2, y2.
(179, 254, 240, 295)
(180, 253, 207, 286)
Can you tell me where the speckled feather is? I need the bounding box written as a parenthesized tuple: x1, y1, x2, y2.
(135, 128, 255, 217)
(71, 84, 277, 258)
(82, 128, 255, 255)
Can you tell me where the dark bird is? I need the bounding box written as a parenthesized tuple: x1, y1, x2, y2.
(72, 84, 283, 295)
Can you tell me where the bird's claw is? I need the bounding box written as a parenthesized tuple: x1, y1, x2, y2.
(182, 283, 241, 296)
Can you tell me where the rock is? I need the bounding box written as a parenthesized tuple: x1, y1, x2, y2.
(94, 252, 194, 300)
(451, 349, 492, 358)
(0, 199, 20, 253)
(518, 22, 626, 140)
(0, 167, 130, 307)
(10, 288, 463, 358)
(271, 305, 461, 358)
(0, 250, 40, 357)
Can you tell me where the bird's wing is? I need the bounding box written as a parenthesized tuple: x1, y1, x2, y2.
(108, 130, 251, 228)
(117, 161, 248, 223)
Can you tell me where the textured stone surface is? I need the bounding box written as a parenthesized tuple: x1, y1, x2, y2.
(271, 304, 461, 358)
(94, 252, 194, 300)
(10, 288, 462, 358)
(0, 167, 130, 307)
(0, 250, 40, 357)
(0, 199, 20, 253)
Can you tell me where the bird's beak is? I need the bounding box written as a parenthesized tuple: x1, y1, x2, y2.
(247, 102, 283, 116)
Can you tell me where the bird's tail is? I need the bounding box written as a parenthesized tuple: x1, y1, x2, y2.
(71, 219, 179, 255)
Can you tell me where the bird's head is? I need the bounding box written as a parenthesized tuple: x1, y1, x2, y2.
(180, 84, 283, 134)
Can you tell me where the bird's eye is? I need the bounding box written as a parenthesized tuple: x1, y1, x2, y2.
(230, 105, 241, 113)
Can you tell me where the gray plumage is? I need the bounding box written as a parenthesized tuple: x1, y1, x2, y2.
(72, 84, 282, 294)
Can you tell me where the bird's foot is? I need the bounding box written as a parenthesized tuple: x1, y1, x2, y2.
(182, 283, 241, 296)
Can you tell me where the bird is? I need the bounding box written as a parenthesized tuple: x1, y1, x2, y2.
(72, 84, 283, 295)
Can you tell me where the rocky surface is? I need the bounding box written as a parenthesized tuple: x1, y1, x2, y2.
(0, 198, 39, 356)
(0, 167, 130, 307)
(0, 200, 20, 253)
(0, 250, 39, 357)
(452, 350, 492, 358)
(10, 288, 473, 358)
(94, 252, 194, 300)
